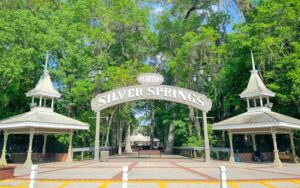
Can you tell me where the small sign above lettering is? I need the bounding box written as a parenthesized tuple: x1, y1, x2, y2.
(137, 73, 164, 85)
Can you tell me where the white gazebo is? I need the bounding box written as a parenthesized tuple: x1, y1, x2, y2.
(0, 56, 89, 167)
(213, 52, 300, 166)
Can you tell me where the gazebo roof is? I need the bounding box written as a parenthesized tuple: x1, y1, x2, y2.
(26, 70, 61, 98)
(240, 52, 275, 98)
(213, 107, 300, 131)
(0, 107, 89, 132)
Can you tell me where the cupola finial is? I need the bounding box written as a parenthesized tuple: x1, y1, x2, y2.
(251, 51, 256, 71)
(45, 51, 49, 71)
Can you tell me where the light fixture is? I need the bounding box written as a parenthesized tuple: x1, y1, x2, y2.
(105, 75, 110, 82)
(97, 66, 103, 75)
(192, 74, 197, 82)
(198, 66, 204, 76)
(207, 74, 212, 82)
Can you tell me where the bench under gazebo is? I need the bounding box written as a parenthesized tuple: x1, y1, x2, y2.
(213, 53, 300, 166)
(0, 57, 89, 167)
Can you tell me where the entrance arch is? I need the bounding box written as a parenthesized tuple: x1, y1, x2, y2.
(91, 73, 212, 161)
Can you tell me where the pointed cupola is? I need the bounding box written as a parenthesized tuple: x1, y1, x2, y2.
(239, 52, 275, 111)
(25, 53, 61, 108)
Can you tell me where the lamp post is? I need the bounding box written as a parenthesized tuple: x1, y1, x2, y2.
(89, 66, 109, 161)
(192, 65, 212, 162)
(192, 65, 211, 93)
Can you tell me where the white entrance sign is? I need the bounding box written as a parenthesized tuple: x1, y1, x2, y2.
(91, 85, 211, 112)
(92, 72, 211, 112)
(91, 73, 212, 162)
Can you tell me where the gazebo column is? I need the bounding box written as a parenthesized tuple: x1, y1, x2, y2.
(289, 130, 298, 163)
(66, 130, 73, 162)
(94, 111, 100, 161)
(42, 134, 48, 157)
(259, 96, 263, 106)
(24, 128, 35, 167)
(251, 134, 257, 151)
(202, 111, 211, 162)
(246, 98, 250, 108)
(0, 131, 9, 166)
(228, 130, 234, 162)
(271, 128, 282, 166)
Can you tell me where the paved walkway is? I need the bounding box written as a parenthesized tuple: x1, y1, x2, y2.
(1, 155, 300, 188)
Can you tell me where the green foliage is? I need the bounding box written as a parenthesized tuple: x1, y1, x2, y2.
(0, 0, 299, 154)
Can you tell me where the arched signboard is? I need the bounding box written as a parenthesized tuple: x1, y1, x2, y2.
(91, 73, 212, 112)
(91, 73, 212, 162)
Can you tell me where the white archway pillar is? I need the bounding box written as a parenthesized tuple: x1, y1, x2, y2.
(66, 130, 73, 162)
(271, 128, 282, 166)
(252, 134, 257, 151)
(289, 130, 298, 163)
(24, 128, 35, 167)
(94, 111, 100, 161)
(228, 130, 234, 162)
(203, 111, 211, 162)
(0, 130, 9, 166)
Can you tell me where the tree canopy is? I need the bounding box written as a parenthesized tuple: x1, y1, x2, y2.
(0, 0, 299, 155)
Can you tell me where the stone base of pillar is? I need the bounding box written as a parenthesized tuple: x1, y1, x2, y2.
(0, 151, 7, 166)
(292, 155, 299, 164)
(24, 154, 33, 167)
(66, 151, 73, 162)
(229, 156, 235, 162)
(0, 158, 7, 166)
(273, 150, 282, 166)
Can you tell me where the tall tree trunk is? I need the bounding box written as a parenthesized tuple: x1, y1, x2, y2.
(150, 101, 155, 150)
(189, 106, 201, 139)
(105, 108, 116, 147)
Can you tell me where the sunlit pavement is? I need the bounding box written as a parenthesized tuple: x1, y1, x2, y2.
(1, 155, 300, 188)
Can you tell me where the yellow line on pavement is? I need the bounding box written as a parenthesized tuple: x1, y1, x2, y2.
(259, 181, 276, 188)
(99, 181, 110, 188)
(290, 180, 300, 185)
(159, 181, 167, 188)
(58, 181, 71, 188)
(228, 182, 239, 188)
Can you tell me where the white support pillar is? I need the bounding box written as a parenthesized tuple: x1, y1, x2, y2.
(271, 128, 282, 166)
(259, 96, 263, 107)
(94, 111, 100, 161)
(42, 135, 47, 156)
(24, 128, 35, 167)
(267, 97, 270, 104)
(39, 96, 42, 106)
(31, 97, 35, 106)
(66, 130, 73, 162)
(118, 125, 123, 155)
(228, 130, 234, 162)
(51, 98, 54, 108)
(289, 130, 298, 163)
(125, 125, 132, 153)
(43, 98, 47, 107)
(253, 99, 257, 107)
(203, 111, 211, 162)
(252, 134, 257, 151)
(246, 98, 250, 108)
(0, 130, 9, 166)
